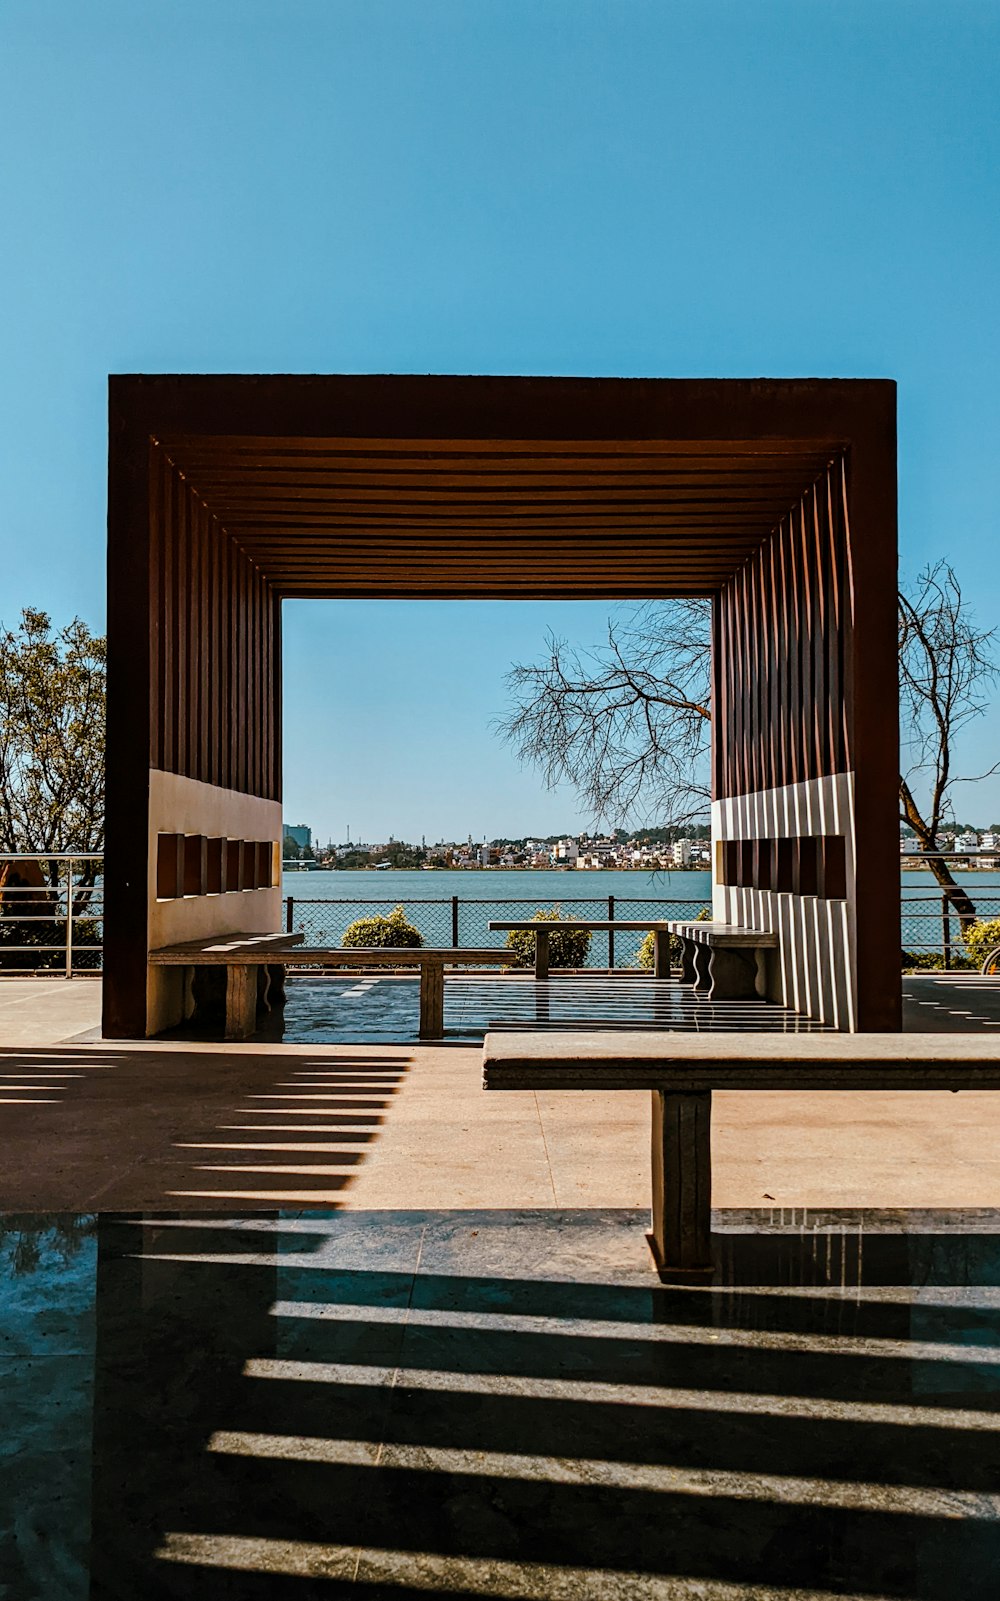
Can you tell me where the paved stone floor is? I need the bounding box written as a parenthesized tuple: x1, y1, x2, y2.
(5, 1206, 1000, 1600)
(3, 975, 1000, 1597)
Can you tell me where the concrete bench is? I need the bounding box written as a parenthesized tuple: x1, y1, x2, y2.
(489, 919, 678, 979)
(483, 1030, 1000, 1275)
(666, 920, 778, 1001)
(149, 935, 504, 1040)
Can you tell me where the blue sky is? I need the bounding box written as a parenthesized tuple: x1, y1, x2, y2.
(1, 0, 998, 837)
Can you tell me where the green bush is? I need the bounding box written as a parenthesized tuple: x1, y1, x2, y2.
(341, 904, 423, 948)
(504, 907, 591, 969)
(636, 930, 679, 971)
(637, 906, 712, 971)
(963, 917, 1000, 970)
(901, 948, 974, 974)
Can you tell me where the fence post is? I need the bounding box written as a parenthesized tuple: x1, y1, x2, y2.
(452, 895, 460, 948)
(608, 894, 615, 970)
(65, 858, 74, 979)
(286, 895, 294, 934)
(942, 894, 951, 970)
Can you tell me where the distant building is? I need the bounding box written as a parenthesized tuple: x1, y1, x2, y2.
(284, 823, 312, 851)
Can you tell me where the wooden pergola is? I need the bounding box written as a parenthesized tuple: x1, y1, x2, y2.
(105, 375, 898, 1037)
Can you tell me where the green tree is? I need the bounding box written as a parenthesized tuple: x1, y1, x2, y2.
(0, 609, 106, 886)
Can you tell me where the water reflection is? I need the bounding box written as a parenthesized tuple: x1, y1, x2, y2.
(5, 1208, 1000, 1598)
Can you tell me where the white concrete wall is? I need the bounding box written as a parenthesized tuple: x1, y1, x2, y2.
(145, 768, 282, 1035)
(712, 772, 857, 1030)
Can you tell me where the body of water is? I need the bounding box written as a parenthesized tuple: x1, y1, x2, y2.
(280, 867, 1000, 962)
(280, 867, 711, 966)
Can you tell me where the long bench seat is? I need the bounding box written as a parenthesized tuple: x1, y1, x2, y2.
(483, 1030, 1000, 1275)
(148, 934, 505, 1040)
(489, 919, 679, 978)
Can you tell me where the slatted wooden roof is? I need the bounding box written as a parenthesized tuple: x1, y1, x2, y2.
(161, 432, 839, 599)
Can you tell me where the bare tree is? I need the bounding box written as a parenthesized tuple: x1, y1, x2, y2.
(899, 562, 999, 924)
(498, 599, 712, 829)
(0, 608, 106, 888)
(500, 565, 999, 924)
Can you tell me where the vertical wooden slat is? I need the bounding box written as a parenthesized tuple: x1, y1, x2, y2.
(197, 499, 210, 782)
(237, 549, 248, 793)
(227, 536, 238, 791)
(224, 530, 236, 791)
(175, 468, 189, 777)
(825, 467, 843, 773)
(271, 588, 282, 802)
(161, 455, 176, 772)
(798, 497, 815, 786)
(148, 444, 162, 769)
(249, 566, 260, 797)
(838, 456, 854, 769)
(766, 528, 781, 792)
(811, 477, 830, 776)
(731, 568, 745, 796)
(209, 506, 218, 784)
(746, 555, 761, 797)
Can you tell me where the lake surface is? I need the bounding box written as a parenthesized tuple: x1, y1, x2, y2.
(279, 867, 712, 964)
(279, 867, 1000, 961)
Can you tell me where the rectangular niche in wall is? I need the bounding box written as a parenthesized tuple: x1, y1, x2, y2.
(718, 835, 847, 899)
(156, 834, 277, 900)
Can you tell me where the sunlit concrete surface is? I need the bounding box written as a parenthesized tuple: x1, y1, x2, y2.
(5, 1207, 1000, 1599)
(0, 975, 998, 1214)
(3, 1038, 1000, 1214)
(0, 976, 101, 1045)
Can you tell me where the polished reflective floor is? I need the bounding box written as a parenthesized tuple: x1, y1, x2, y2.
(258, 975, 829, 1044)
(6, 1207, 1000, 1598)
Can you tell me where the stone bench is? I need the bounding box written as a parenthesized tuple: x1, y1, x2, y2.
(149, 936, 505, 1040)
(666, 920, 778, 1001)
(482, 1030, 1000, 1275)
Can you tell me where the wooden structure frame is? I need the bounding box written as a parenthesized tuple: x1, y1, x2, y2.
(105, 375, 898, 1038)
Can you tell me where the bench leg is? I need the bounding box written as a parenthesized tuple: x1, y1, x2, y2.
(419, 961, 444, 1039)
(679, 937, 697, 986)
(653, 930, 672, 979)
(707, 947, 759, 1002)
(649, 1090, 713, 1274)
(225, 965, 258, 1041)
(266, 963, 287, 1008)
(691, 943, 712, 992)
(535, 929, 550, 982)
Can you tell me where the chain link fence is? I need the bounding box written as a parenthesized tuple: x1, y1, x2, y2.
(286, 890, 1000, 970)
(283, 893, 713, 969)
(901, 893, 1000, 967)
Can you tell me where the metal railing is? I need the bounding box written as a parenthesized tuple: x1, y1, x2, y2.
(899, 851, 1000, 965)
(0, 853, 104, 976)
(284, 895, 707, 970)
